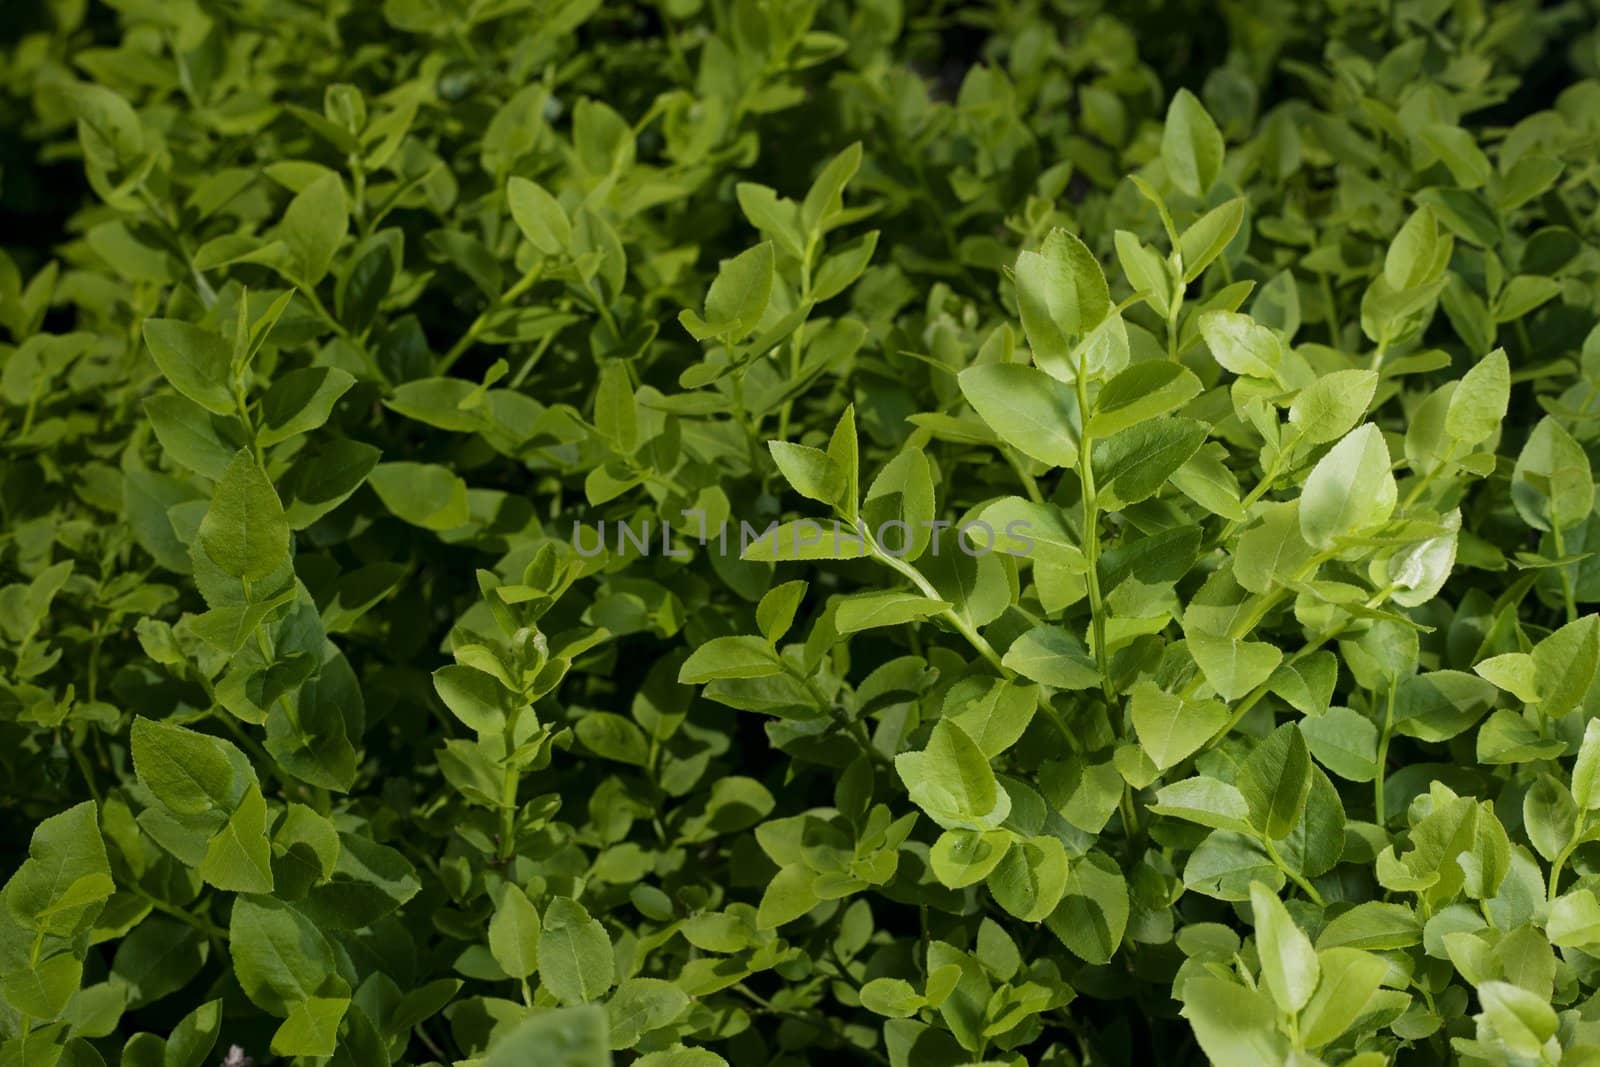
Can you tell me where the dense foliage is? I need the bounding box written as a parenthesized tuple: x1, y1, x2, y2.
(8, 0, 1600, 1063)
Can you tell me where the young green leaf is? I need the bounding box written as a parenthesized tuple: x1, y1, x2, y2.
(199, 450, 291, 582)
(958, 363, 1081, 468)
(1162, 89, 1226, 199)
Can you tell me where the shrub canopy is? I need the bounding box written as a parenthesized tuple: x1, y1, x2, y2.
(4, 1, 1600, 1065)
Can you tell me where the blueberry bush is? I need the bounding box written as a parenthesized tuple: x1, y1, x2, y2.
(6, 1, 1600, 1064)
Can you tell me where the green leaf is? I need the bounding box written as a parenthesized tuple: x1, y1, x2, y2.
(367, 461, 471, 530)
(1478, 981, 1559, 1060)
(1001, 625, 1101, 690)
(142, 394, 245, 479)
(1115, 230, 1172, 315)
(1531, 615, 1600, 719)
(433, 664, 513, 734)
(1088, 360, 1203, 438)
(1445, 348, 1509, 448)
(489, 883, 542, 980)
(943, 677, 1037, 758)
(1299, 424, 1397, 549)
(165, 999, 223, 1067)
(741, 520, 870, 561)
(735, 183, 804, 259)
(1178, 198, 1245, 281)
(576, 713, 650, 765)
(757, 863, 820, 930)
(860, 978, 924, 1019)
(1289, 369, 1378, 445)
(863, 447, 936, 561)
(539, 897, 616, 1006)
(1161, 88, 1226, 199)
(1013, 228, 1109, 379)
(800, 142, 862, 234)
(131, 717, 238, 815)
(281, 438, 381, 529)
(894, 720, 1011, 832)
(257, 366, 354, 447)
(755, 580, 807, 644)
(987, 834, 1069, 921)
(1385, 206, 1445, 290)
(834, 591, 949, 634)
(229, 897, 338, 1016)
(199, 450, 291, 581)
(1180, 977, 1290, 1064)
(1187, 632, 1283, 702)
(1094, 416, 1208, 508)
(1300, 706, 1379, 782)
(812, 230, 878, 301)
(1391, 670, 1499, 742)
(1, 953, 82, 1021)
(1198, 310, 1283, 380)
(1420, 124, 1491, 188)
(4, 801, 113, 936)
(1248, 881, 1318, 1013)
(199, 783, 274, 893)
(272, 995, 348, 1057)
(1045, 851, 1128, 965)
(1573, 719, 1600, 811)
(594, 361, 637, 452)
(1240, 724, 1313, 840)
(483, 1004, 611, 1067)
(827, 405, 860, 523)
(1130, 681, 1229, 770)
(281, 172, 349, 285)
(683, 243, 774, 341)
(958, 363, 1080, 468)
(1150, 777, 1254, 832)
(930, 829, 1013, 888)
(142, 319, 237, 415)
(507, 176, 572, 256)
(768, 441, 843, 507)
(1316, 902, 1422, 950)
(1512, 416, 1593, 532)
(1548, 888, 1600, 949)
(678, 636, 782, 683)
(607, 977, 689, 1050)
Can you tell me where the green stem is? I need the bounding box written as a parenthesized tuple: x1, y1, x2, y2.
(1549, 832, 1582, 902)
(1003, 449, 1045, 504)
(1318, 271, 1340, 345)
(211, 712, 298, 797)
(68, 730, 100, 803)
(130, 885, 229, 941)
(1193, 552, 1345, 751)
(86, 621, 103, 703)
(1211, 430, 1302, 549)
(510, 326, 561, 390)
(440, 262, 545, 374)
(1073, 370, 1112, 699)
(862, 526, 1084, 750)
(1262, 834, 1326, 906)
(1400, 466, 1439, 511)
(729, 372, 763, 473)
(1119, 784, 1141, 836)
(1166, 290, 1183, 362)
(293, 281, 351, 341)
(1553, 524, 1579, 624)
(1374, 677, 1396, 826)
(498, 708, 522, 863)
(867, 533, 1007, 675)
(777, 238, 817, 441)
